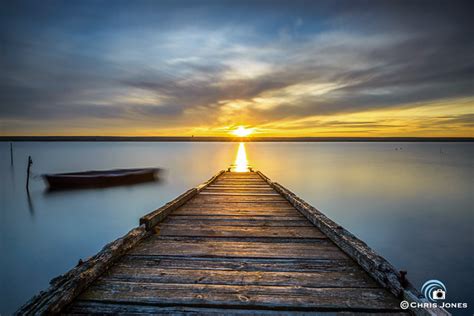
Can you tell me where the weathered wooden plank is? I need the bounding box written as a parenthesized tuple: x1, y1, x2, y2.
(190, 195, 289, 203)
(172, 208, 303, 217)
(211, 183, 269, 187)
(221, 172, 260, 175)
(203, 188, 275, 192)
(219, 172, 261, 175)
(162, 217, 313, 227)
(207, 186, 272, 189)
(116, 256, 361, 273)
(167, 214, 302, 221)
(218, 178, 264, 181)
(68, 301, 410, 315)
(173, 210, 299, 216)
(154, 236, 327, 243)
(102, 266, 378, 288)
(203, 190, 275, 194)
(215, 180, 267, 184)
(185, 201, 292, 207)
(178, 203, 295, 210)
(199, 191, 280, 195)
(157, 224, 327, 239)
(164, 215, 311, 226)
(219, 178, 264, 181)
(77, 281, 403, 311)
(213, 182, 268, 185)
(205, 185, 271, 188)
(199, 192, 281, 196)
(208, 184, 272, 188)
(214, 177, 267, 181)
(130, 237, 349, 259)
(218, 173, 262, 177)
(15, 225, 149, 315)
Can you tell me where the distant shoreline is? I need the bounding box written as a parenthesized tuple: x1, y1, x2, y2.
(1, 136, 472, 142)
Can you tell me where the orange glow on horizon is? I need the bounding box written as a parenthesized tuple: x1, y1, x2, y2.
(2, 98, 472, 137)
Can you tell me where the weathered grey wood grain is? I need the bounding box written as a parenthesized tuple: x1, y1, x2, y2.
(129, 236, 349, 259)
(207, 184, 272, 188)
(213, 178, 267, 183)
(202, 189, 276, 194)
(77, 281, 403, 311)
(178, 203, 295, 210)
(67, 301, 410, 315)
(101, 265, 378, 288)
(190, 195, 289, 203)
(172, 208, 303, 217)
(116, 255, 360, 273)
(162, 217, 313, 226)
(165, 214, 307, 221)
(199, 192, 281, 196)
(154, 235, 328, 243)
(212, 181, 268, 185)
(156, 224, 327, 238)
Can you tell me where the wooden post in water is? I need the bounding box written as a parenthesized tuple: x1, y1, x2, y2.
(26, 156, 33, 191)
(10, 143, 14, 165)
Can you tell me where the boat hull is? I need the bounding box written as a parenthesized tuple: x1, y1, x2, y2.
(43, 168, 159, 190)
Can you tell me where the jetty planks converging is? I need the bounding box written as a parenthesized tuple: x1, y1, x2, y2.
(17, 171, 447, 315)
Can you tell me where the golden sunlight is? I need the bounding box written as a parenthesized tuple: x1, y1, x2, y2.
(232, 126, 253, 137)
(232, 142, 249, 172)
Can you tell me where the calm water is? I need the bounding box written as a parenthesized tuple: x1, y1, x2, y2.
(1, 142, 473, 315)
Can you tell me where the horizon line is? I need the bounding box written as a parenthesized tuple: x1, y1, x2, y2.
(1, 136, 473, 142)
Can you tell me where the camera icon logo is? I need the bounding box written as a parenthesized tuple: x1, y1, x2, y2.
(422, 280, 447, 302)
(432, 289, 446, 300)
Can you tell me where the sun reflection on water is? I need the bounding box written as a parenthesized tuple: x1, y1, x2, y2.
(232, 142, 249, 172)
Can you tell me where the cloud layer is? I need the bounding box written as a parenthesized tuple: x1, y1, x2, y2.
(1, 0, 473, 136)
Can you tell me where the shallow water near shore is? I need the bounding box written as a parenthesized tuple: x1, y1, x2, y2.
(1, 141, 473, 314)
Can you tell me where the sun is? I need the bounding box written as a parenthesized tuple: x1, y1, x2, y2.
(232, 126, 253, 137)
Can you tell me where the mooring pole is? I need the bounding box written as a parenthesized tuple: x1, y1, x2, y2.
(10, 143, 13, 165)
(26, 156, 33, 191)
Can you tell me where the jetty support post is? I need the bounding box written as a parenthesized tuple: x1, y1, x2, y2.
(10, 143, 13, 165)
(26, 156, 33, 191)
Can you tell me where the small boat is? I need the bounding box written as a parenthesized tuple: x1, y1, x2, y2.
(43, 168, 160, 190)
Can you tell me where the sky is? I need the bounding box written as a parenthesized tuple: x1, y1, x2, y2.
(1, 0, 473, 137)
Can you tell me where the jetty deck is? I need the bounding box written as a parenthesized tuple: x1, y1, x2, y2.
(17, 170, 446, 315)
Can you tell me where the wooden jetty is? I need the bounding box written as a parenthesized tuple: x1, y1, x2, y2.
(17, 170, 448, 315)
